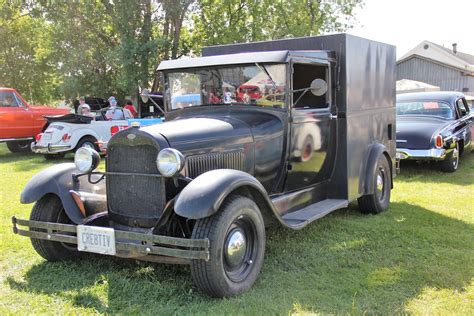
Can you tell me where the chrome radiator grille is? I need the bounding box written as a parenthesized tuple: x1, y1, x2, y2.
(184, 151, 244, 178)
(106, 143, 166, 222)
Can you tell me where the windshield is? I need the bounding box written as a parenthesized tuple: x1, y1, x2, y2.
(165, 64, 286, 110)
(396, 101, 455, 119)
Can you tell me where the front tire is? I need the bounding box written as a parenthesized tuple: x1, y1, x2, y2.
(441, 142, 459, 173)
(6, 140, 32, 153)
(191, 195, 265, 297)
(358, 155, 391, 214)
(30, 195, 80, 261)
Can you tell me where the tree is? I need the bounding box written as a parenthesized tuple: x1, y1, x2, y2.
(0, 1, 58, 103)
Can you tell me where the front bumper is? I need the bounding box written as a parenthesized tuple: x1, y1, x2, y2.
(396, 148, 451, 161)
(12, 217, 209, 264)
(32, 143, 72, 154)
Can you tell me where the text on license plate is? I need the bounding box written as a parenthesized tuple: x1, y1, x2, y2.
(77, 225, 116, 255)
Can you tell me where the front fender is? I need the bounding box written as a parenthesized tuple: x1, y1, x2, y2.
(174, 169, 270, 219)
(21, 163, 84, 224)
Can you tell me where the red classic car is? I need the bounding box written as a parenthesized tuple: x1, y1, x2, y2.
(0, 87, 70, 152)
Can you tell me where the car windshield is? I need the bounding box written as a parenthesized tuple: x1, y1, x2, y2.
(165, 64, 286, 110)
(396, 101, 455, 119)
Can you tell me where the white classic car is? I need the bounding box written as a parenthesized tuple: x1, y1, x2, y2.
(32, 110, 163, 159)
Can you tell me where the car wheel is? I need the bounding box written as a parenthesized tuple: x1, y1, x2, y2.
(441, 142, 459, 173)
(358, 155, 391, 214)
(190, 195, 265, 297)
(29, 195, 80, 261)
(43, 153, 66, 160)
(6, 140, 32, 153)
(75, 136, 98, 152)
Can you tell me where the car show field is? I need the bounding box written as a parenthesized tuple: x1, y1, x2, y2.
(0, 144, 472, 314)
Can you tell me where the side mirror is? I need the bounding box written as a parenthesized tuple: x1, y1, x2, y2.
(140, 88, 150, 103)
(310, 79, 328, 96)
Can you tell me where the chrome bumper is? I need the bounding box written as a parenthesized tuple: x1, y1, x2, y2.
(396, 148, 450, 160)
(32, 143, 72, 154)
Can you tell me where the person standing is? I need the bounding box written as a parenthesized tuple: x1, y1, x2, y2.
(124, 100, 137, 117)
(106, 96, 131, 120)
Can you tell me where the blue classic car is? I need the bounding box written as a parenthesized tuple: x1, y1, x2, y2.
(396, 92, 473, 172)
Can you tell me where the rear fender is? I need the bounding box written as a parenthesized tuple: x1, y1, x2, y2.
(362, 143, 393, 195)
(20, 163, 105, 224)
(174, 169, 280, 223)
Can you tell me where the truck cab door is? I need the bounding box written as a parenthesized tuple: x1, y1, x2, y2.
(284, 61, 337, 192)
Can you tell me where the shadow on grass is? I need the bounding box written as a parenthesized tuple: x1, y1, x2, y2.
(397, 152, 473, 186)
(6, 201, 474, 314)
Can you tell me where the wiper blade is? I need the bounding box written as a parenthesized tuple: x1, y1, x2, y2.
(255, 63, 277, 90)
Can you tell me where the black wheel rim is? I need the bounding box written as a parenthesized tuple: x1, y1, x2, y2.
(223, 215, 258, 283)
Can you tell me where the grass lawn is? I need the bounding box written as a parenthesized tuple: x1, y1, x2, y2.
(0, 143, 472, 314)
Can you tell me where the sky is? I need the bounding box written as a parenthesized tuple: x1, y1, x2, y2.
(349, 0, 474, 59)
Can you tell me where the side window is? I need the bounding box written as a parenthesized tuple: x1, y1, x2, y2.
(0, 92, 19, 108)
(14, 93, 27, 108)
(456, 98, 470, 117)
(292, 63, 329, 109)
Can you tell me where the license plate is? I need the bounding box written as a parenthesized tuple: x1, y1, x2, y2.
(77, 225, 116, 255)
(42, 133, 52, 140)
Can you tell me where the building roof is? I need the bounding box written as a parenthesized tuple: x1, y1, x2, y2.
(398, 40, 474, 73)
(396, 79, 440, 94)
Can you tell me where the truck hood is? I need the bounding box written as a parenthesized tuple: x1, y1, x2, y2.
(31, 106, 70, 116)
(396, 116, 451, 149)
(140, 117, 254, 152)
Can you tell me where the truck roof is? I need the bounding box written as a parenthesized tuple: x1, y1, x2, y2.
(157, 50, 333, 71)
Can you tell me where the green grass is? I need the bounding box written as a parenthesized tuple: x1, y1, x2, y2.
(0, 144, 473, 314)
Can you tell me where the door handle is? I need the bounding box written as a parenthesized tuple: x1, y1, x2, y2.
(330, 114, 338, 120)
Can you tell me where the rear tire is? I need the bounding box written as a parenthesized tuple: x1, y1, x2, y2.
(75, 136, 98, 152)
(358, 155, 391, 214)
(190, 195, 265, 297)
(441, 142, 459, 173)
(6, 140, 32, 153)
(30, 195, 80, 261)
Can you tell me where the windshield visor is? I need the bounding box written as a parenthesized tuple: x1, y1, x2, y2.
(165, 64, 286, 110)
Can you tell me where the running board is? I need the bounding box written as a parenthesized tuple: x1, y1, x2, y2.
(281, 199, 349, 229)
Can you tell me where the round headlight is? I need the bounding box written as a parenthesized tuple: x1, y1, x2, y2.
(156, 148, 184, 177)
(74, 147, 100, 173)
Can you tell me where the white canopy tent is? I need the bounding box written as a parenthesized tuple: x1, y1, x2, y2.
(396, 79, 440, 94)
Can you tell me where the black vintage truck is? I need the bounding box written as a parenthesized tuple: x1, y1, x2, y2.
(12, 34, 396, 297)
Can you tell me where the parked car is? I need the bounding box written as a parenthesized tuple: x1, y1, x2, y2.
(0, 87, 69, 153)
(12, 34, 396, 297)
(32, 109, 163, 159)
(396, 92, 473, 172)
